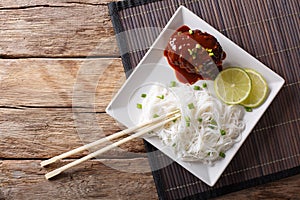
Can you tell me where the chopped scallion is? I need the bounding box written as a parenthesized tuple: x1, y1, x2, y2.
(196, 44, 201, 49)
(185, 116, 191, 122)
(170, 81, 176, 87)
(209, 52, 214, 57)
(208, 125, 215, 129)
(185, 116, 191, 127)
(141, 93, 147, 98)
(137, 103, 142, 109)
(197, 118, 203, 123)
(245, 107, 253, 112)
(202, 82, 207, 88)
(153, 114, 159, 118)
(156, 95, 164, 99)
(219, 152, 226, 158)
(210, 118, 217, 126)
(188, 103, 195, 109)
(193, 85, 201, 90)
(220, 129, 226, 135)
(189, 29, 193, 34)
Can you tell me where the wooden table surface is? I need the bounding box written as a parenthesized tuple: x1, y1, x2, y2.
(0, 1, 299, 199)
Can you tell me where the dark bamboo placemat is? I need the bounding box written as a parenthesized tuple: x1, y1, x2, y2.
(108, 0, 300, 199)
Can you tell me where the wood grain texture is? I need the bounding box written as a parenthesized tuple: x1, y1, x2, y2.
(0, 0, 299, 199)
(0, 0, 118, 58)
(0, 108, 145, 159)
(0, 159, 157, 200)
(0, 160, 299, 200)
(0, 0, 114, 7)
(0, 58, 125, 111)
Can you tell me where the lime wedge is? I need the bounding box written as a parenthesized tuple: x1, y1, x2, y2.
(214, 67, 252, 104)
(240, 69, 268, 108)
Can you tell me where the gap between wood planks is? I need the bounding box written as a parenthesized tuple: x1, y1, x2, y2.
(0, 55, 120, 59)
(0, 156, 148, 161)
(0, 105, 101, 110)
(0, 1, 109, 10)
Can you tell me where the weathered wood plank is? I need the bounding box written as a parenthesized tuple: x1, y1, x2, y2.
(0, 108, 145, 158)
(1, 1, 299, 198)
(0, 159, 157, 200)
(0, 160, 299, 200)
(0, 1, 118, 58)
(0, 0, 114, 7)
(0, 58, 125, 111)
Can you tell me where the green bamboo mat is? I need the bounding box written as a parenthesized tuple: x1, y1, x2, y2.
(108, 0, 300, 199)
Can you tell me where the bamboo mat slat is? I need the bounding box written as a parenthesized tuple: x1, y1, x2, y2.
(108, 0, 300, 199)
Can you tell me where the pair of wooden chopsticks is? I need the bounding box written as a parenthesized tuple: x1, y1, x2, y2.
(41, 110, 180, 180)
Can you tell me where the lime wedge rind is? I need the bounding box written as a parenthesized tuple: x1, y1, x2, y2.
(240, 69, 269, 108)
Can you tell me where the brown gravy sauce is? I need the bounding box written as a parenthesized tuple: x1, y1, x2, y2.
(164, 25, 226, 84)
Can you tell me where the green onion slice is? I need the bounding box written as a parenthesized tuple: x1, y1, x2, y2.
(170, 81, 176, 87)
(153, 114, 159, 118)
(156, 95, 164, 99)
(219, 152, 226, 158)
(193, 85, 201, 90)
(210, 118, 217, 126)
(220, 129, 226, 135)
(245, 107, 253, 112)
(188, 103, 195, 109)
(137, 103, 142, 109)
(185, 116, 191, 127)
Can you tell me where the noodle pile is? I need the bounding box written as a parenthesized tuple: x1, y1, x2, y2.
(139, 81, 245, 164)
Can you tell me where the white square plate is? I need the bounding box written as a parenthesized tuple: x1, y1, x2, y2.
(106, 6, 285, 186)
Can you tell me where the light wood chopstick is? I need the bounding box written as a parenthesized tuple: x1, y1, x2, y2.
(44, 112, 181, 179)
(40, 109, 179, 167)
